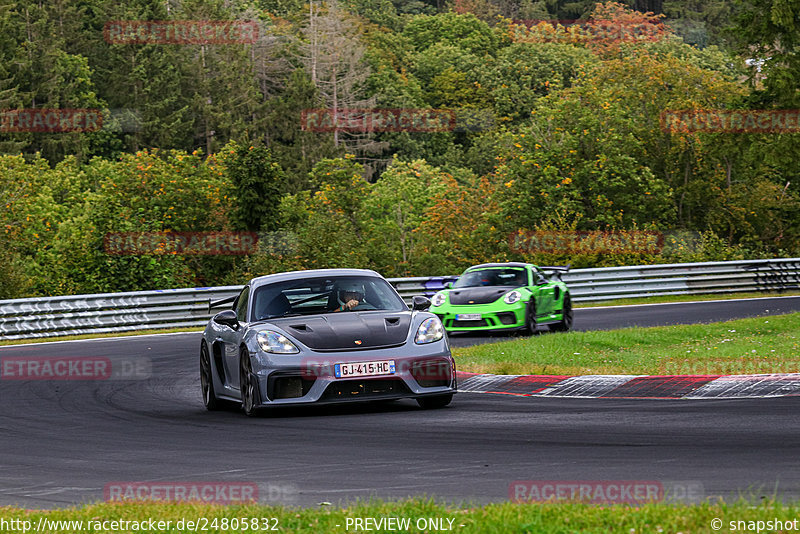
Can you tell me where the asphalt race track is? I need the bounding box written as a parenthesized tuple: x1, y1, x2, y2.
(1, 297, 800, 509)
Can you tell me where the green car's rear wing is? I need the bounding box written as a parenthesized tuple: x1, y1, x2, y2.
(540, 264, 571, 281)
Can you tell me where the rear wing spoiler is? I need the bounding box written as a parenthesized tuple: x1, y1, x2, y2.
(540, 264, 571, 281)
(208, 295, 236, 312)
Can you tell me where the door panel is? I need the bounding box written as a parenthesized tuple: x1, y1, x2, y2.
(530, 268, 554, 315)
(220, 285, 250, 391)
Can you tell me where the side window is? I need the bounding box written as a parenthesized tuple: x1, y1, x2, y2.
(235, 286, 250, 323)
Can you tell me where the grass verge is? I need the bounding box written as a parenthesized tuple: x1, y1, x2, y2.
(453, 312, 800, 376)
(1, 499, 797, 533)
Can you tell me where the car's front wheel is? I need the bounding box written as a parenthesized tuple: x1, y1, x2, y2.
(416, 393, 453, 409)
(239, 347, 261, 417)
(524, 300, 537, 335)
(550, 294, 573, 332)
(200, 342, 220, 411)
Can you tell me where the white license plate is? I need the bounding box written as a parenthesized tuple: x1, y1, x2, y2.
(335, 360, 396, 378)
(456, 313, 482, 321)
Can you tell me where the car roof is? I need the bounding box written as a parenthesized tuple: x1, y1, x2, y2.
(249, 268, 384, 289)
(466, 262, 531, 270)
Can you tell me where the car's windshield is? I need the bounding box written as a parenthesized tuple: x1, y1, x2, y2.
(251, 275, 406, 320)
(453, 268, 527, 289)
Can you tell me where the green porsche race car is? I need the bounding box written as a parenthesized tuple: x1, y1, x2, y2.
(429, 262, 573, 334)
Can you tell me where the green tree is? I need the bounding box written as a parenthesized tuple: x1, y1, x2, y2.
(263, 69, 339, 192)
(224, 142, 288, 232)
(416, 174, 507, 273)
(403, 12, 500, 55)
(484, 42, 597, 122)
(732, 0, 800, 107)
(364, 158, 449, 275)
(89, 0, 193, 153)
(3, 0, 106, 162)
(258, 155, 370, 273)
(0, 2, 27, 156)
(176, 0, 271, 155)
(29, 150, 234, 295)
(301, 0, 386, 171)
(571, 51, 745, 228)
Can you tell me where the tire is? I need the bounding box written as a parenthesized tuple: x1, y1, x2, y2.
(239, 347, 261, 417)
(550, 294, 573, 332)
(524, 300, 537, 335)
(200, 342, 220, 411)
(416, 393, 453, 409)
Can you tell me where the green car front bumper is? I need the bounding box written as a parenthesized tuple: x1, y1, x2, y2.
(431, 301, 528, 332)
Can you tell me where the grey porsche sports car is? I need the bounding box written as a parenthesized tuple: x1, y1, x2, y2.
(200, 269, 456, 415)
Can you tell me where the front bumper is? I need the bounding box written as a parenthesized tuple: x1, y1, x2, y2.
(248, 345, 456, 407)
(431, 301, 527, 332)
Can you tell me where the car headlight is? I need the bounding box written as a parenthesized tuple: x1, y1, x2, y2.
(431, 292, 447, 307)
(415, 317, 444, 344)
(503, 290, 521, 304)
(257, 330, 299, 354)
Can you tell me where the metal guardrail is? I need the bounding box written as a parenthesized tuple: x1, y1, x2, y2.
(1, 258, 799, 340)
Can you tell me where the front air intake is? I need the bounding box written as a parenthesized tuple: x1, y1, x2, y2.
(411, 360, 452, 388)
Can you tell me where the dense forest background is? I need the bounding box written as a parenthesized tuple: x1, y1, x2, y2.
(1, 0, 799, 298)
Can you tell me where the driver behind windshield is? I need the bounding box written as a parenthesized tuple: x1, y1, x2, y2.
(457, 269, 525, 288)
(333, 281, 366, 312)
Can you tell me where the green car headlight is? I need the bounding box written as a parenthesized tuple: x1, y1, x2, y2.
(431, 292, 447, 307)
(503, 290, 522, 305)
(257, 330, 299, 354)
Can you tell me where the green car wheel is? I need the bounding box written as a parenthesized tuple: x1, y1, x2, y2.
(550, 294, 573, 332)
(525, 300, 537, 335)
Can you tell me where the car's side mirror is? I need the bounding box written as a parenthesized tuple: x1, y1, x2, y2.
(412, 296, 431, 311)
(213, 309, 239, 330)
(443, 281, 453, 289)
